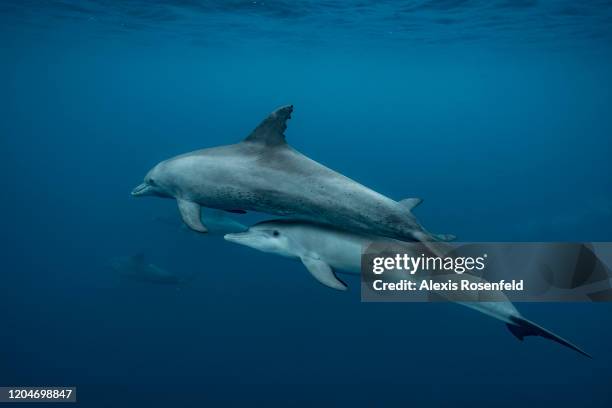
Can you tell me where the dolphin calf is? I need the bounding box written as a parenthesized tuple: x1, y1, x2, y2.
(224, 220, 591, 358)
(109, 254, 194, 286)
(132, 105, 452, 243)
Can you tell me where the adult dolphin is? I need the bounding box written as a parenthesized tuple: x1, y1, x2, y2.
(224, 220, 591, 358)
(131, 105, 453, 243)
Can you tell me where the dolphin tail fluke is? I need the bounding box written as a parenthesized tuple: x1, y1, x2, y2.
(506, 316, 591, 358)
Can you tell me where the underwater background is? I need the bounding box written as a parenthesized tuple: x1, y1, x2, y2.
(1, 1, 612, 406)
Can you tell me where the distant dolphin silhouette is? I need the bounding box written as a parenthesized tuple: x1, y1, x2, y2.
(132, 105, 453, 243)
(225, 220, 591, 358)
(109, 254, 193, 286)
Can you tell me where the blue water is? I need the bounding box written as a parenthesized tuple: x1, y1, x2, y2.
(2, 1, 612, 406)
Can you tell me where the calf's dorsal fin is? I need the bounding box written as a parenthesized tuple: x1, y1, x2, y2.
(244, 105, 293, 147)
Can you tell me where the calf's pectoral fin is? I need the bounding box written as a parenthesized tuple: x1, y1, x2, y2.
(177, 198, 208, 233)
(300, 256, 347, 291)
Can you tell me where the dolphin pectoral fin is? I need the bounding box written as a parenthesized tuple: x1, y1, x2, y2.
(177, 199, 208, 233)
(399, 198, 423, 211)
(300, 256, 347, 291)
(244, 105, 293, 147)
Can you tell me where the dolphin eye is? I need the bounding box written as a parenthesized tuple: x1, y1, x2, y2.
(148, 178, 157, 186)
(272, 230, 280, 237)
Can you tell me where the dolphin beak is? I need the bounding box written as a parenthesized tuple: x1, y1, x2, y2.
(131, 182, 153, 197)
(224, 232, 250, 243)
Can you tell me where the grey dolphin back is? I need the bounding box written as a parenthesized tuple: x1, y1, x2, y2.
(244, 105, 293, 147)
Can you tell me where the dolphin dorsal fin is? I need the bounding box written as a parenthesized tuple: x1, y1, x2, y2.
(300, 256, 347, 291)
(399, 198, 423, 211)
(244, 105, 293, 147)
